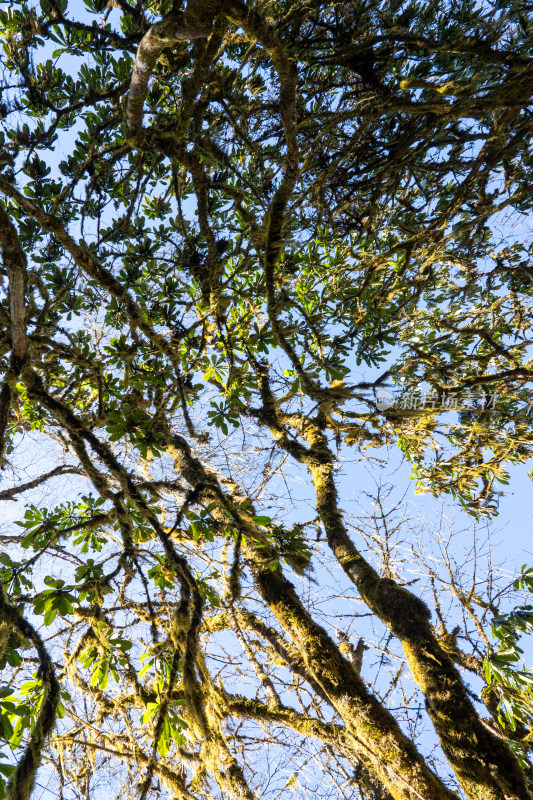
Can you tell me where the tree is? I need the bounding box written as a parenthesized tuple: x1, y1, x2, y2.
(1, 0, 533, 798)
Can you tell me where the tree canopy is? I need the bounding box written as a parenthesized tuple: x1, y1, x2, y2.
(2, 1, 533, 799)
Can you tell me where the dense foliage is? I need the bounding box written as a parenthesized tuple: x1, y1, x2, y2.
(2, 0, 533, 799)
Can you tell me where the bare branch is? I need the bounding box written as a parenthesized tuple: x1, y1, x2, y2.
(0, 466, 84, 501)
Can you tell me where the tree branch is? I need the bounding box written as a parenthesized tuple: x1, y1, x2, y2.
(1, 588, 60, 800)
(0, 205, 28, 463)
(125, 0, 222, 147)
(0, 466, 84, 501)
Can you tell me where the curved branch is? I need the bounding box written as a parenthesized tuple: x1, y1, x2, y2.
(0, 205, 28, 462)
(223, 2, 308, 396)
(54, 736, 197, 800)
(305, 428, 531, 800)
(225, 694, 394, 800)
(0, 466, 84, 502)
(125, 0, 222, 147)
(0, 180, 181, 375)
(253, 367, 532, 799)
(245, 550, 459, 800)
(0, 590, 60, 800)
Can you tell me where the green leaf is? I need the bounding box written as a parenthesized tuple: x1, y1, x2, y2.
(252, 516, 271, 526)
